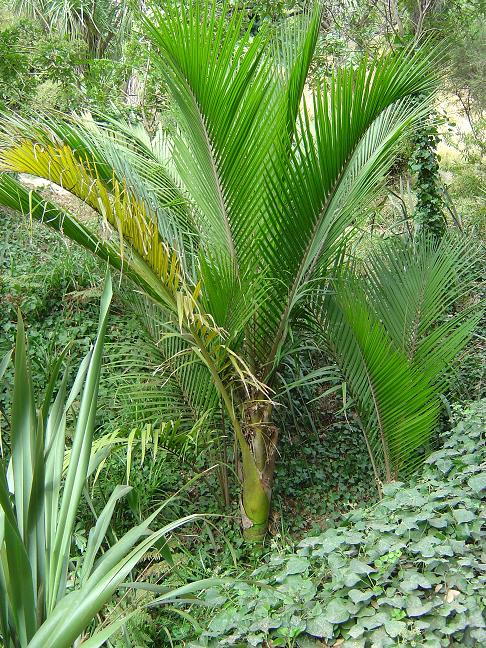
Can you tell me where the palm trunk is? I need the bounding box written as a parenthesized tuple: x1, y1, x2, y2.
(239, 399, 279, 541)
(196, 348, 277, 541)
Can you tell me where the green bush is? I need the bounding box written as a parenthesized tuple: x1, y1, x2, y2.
(193, 400, 486, 647)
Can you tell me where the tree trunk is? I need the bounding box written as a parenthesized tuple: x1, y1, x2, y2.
(238, 399, 278, 541)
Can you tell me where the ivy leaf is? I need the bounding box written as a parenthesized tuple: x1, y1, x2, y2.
(312, 535, 344, 554)
(471, 628, 486, 643)
(347, 622, 366, 638)
(250, 617, 282, 633)
(397, 515, 420, 531)
(468, 474, 486, 493)
(343, 531, 364, 545)
(296, 637, 323, 647)
(343, 570, 363, 588)
(349, 559, 375, 575)
(208, 609, 238, 633)
(200, 403, 486, 648)
(400, 571, 433, 592)
(343, 638, 367, 648)
(421, 638, 442, 648)
(305, 616, 333, 639)
(435, 544, 454, 557)
(283, 556, 310, 576)
(369, 626, 396, 647)
(348, 589, 375, 604)
(442, 614, 468, 635)
(434, 458, 454, 474)
(406, 596, 434, 617)
(428, 516, 448, 529)
(325, 599, 351, 624)
(381, 482, 405, 497)
(327, 553, 347, 571)
(394, 488, 427, 508)
(384, 618, 407, 638)
(452, 508, 475, 524)
(362, 612, 388, 630)
(410, 536, 441, 558)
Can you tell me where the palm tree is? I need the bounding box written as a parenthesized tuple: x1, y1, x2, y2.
(9, 0, 131, 57)
(0, 1, 442, 539)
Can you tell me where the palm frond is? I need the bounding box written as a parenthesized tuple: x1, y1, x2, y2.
(103, 294, 220, 430)
(143, 0, 271, 268)
(319, 282, 440, 483)
(0, 174, 187, 314)
(253, 45, 441, 372)
(315, 235, 484, 482)
(365, 235, 484, 368)
(0, 112, 193, 260)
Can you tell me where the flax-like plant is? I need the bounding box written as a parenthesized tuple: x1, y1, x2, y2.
(0, 1, 442, 539)
(315, 235, 484, 488)
(0, 273, 206, 648)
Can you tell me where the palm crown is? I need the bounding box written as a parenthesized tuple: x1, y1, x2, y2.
(0, 2, 443, 538)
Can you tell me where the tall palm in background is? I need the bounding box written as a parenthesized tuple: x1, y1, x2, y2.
(0, 1, 448, 538)
(10, 0, 131, 56)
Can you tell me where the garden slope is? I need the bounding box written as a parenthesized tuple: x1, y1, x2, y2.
(194, 401, 486, 647)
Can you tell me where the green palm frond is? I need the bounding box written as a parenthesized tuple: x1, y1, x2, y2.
(70, 116, 199, 258)
(103, 295, 220, 430)
(0, 113, 192, 256)
(315, 235, 484, 483)
(320, 282, 440, 483)
(143, 0, 272, 268)
(0, 2, 439, 385)
(364, 235, 484, 373)
(256, 46, 440, 372)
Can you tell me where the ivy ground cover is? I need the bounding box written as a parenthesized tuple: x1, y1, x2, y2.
(193, 401, 486, 647)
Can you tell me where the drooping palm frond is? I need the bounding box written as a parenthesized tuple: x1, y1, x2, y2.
(63, 115, 200, 259)
(0, 119, 239, 391)
(315, 235, 484, 483)
(0, 113, 193, 256)
(0, 173, 190, 315)
(103, 294, 220, 430)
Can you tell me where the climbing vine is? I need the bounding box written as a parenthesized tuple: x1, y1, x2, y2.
(409, 105, 447, 239)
